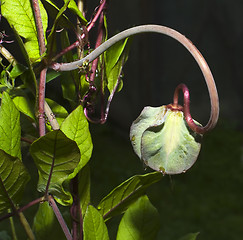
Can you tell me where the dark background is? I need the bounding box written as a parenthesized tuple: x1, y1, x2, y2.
(1, 0, 243, 239)
(88, 0, 243, 240)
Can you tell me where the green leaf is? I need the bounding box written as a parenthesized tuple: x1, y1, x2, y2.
(0, 149, 30, 213)
(61, 105, 93, 176)
(13, 96, 35, 121)
(116, 195, 160, 240)
(130, 106, 202, 174)
(46, 70, 62, 83)
(33, 202, 55, 240)
(11, 27, 38, 92)
(178, 232, 200, 240)
(9, 63, 27, 79)
(105, 38, 131, 94)
(83, 205, 109, 240)
(97, 171, 162, 221)
(1, 0, 48, 62)
(45, 98, 68, 129)
(68, 0, 87, 25)
(46, 0, 72, 57)
(42, 0, 74, 30)
(60, 30, 79, 102)
(78, 165, 91, 216)
(30, 130, 80, 205)
(0, 92, 21, 160)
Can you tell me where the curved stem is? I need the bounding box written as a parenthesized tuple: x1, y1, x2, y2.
(173, 83, 207, 134)
(51, 24, 219, 133)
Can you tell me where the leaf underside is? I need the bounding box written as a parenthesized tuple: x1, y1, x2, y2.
(30, 130, 80, 205)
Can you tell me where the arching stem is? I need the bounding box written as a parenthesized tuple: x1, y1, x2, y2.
(173, 83, 208, 134)
(51, 24, 219, 133)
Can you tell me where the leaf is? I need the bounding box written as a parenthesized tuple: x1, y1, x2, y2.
(105, 38, 131, 94)
(32, 202, 55, 240)
(9, 63, 27, 79)
(0, 149, 30, 213)
(30, 130, 80, 205)
(78, 165, 90, 216)
(97, 171, 162, 221)
(61, 105, 93, 176)
(11, 27, 38, 92)
(13, 96, 35, 121)
(68, 0, 87, 25)
(116, 195, 160, 240)
(42, 0, 74, 30)
(46, 0, 72, 57)
(0, 92, 21, 160)
(83, 205, 109, 240)
(60, 30, 79, 102)
(46, 70, 62, 83)
(45, 98, 68, 129)
(178, 232, 200, 240)
(1, 0, 48, 62)
(130, 106, 202, 174)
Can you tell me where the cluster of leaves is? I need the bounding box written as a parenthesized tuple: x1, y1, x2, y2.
(0, 0, 200, 239)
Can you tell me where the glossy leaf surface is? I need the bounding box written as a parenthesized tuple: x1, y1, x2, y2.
(105, 38, 130, 95)
(32, 202, 55, 239)
(0, 92, 21, 160)
(30, 130, 80, 205)
(13, 96, 35, 121)
(83, 205, 109, 240)
(130, 106, 202, 174)
(116, 195, 160, 240)
(61, 105, 93, 176)
(97, 171, 162, 221)
(1, 0, 48, 62)
(0, 150, 30, 213)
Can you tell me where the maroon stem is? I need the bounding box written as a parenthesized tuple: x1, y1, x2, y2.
(70, 176, 83, 240)
(52, 0, 106, 62)
(89, 12, 105, 83)
(48, 195, 72, 240)
(86, 0, 106, 32)
(173, 83, 206, 134)
(32, 0, 46, 55)
(32, 0, 47, 137)
(38, 68, 47, 136)
(0, 197, 45, 222)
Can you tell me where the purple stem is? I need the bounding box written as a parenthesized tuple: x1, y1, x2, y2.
(173, 83, 206, 134)
(38, 68, 47, 136)
(48, 195, 72, 240)
(0, 197, 45, 222)
(32, 0, 47, 137)
(52, 0, 106, 62)
(70, 176, 83, 240)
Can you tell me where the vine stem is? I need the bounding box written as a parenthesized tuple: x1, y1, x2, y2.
(32, 0, 48, 136)
(48, 195, 72, 240)
(52, 0, 106, 62)
(51, 24, 219, 133)
(172, 83, 207, 133)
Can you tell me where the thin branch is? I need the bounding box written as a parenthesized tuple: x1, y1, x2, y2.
(86, 0, 106, 32)
(52, 0, 106, 62)
(51, 24, 219, 133)
(18, 212, 35, 240)
(32, 0, 46, 55)
(48, 195, 72, 240)
(38, 68, 47, 136)
(0, 196, 45, 222)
